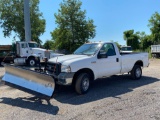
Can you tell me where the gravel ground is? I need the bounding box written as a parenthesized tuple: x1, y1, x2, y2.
(0, 59, 160, 120)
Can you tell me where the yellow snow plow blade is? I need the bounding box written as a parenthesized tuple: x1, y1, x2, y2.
(2, 64, 55, 97)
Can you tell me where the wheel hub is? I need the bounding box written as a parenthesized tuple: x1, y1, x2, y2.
(82, 78, 89, 91)
(136, 68, 141, 77)
(30, 60, 35, 66)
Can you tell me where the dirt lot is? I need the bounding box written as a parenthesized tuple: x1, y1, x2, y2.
(0, 59, 160, 120)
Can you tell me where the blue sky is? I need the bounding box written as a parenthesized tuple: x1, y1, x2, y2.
(0, 0, 160, 45)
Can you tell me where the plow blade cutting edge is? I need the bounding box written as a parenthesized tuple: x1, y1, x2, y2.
(2, 64, 55, 97)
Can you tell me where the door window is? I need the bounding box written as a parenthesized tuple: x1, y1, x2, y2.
(21, 43, 28, 48)
(100, 43, 116, 56)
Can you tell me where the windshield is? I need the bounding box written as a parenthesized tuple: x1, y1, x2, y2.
(121, 47, 132, 51)
(28, 43, 38, 48)
(49, 50, 56, 54)
(74, 43, 102, 55)
(50, 51, 54, 53)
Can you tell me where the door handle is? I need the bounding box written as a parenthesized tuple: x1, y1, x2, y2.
(116, 58, 119, 62)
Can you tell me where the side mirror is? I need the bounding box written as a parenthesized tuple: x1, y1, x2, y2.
(98, 50, 108, 59)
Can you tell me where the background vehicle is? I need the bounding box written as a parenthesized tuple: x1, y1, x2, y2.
(0, 52, 15, 65)
(14, 41, 63, 66)
(0, 45, 15, 65)
(120, 46, 133, 54)
(0, 42, 63, 66)
(151, 45, 160, 58)
(2, 42, 149, 97)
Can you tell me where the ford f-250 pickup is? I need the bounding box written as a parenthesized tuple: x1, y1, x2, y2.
(2, 42, 149, 97)
(46, 42, 149, 94)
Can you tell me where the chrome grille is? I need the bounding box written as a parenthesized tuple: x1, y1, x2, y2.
(45, 51, 50, 59)
(46, 62, 61, 75)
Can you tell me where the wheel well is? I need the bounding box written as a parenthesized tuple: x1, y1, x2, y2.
(72, 68, 95, 85)
(134, 60, 143, 67)
(26, 56, 36, 63)
(28, 56, 35, 60)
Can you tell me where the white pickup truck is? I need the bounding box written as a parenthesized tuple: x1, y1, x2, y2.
(2, 42, 149, 96)
(46, 42, 149, 94)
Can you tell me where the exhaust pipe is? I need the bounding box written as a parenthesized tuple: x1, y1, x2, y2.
(2, 64, 55, 97)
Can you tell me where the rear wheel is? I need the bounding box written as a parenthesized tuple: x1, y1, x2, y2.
(131, 65, 142, 80)
(0, 60, 3, 66)
(28, 58, 36, 66)
(75, 73, 90, 94)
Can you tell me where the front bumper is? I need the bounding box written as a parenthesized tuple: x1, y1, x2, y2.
(56, 72, 75, 85)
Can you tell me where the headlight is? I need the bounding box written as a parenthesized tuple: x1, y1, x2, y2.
(61, 65, 71, 73)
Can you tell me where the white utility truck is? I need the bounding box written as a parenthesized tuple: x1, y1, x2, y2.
(151, 45, 160, 58)
(120, 46, 133, 54)
(14, 41, 63, 66)
(2, 42, 149, 97)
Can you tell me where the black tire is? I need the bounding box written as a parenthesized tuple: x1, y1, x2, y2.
(28, 58, 36, 66)
(131, 65, 142, 80)
(75, 73, 90, 95)
(0, 60, 2, 66)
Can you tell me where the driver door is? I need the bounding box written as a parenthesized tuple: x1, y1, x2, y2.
(96, 43, 121, 78)
(20, 43, 29, 57)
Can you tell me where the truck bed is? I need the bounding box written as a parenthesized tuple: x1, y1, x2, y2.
(120, 52, 147, 55)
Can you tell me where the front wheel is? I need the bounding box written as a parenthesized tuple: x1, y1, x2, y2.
(75, 73, 90, 95)
(131, 65, 142, 80)
(28, 58, 36, 66)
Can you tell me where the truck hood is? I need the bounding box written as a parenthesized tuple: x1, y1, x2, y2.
(32, 48, 46, 52)
(50, 52, 64, 58)
(48, 54, 91, 64)
(30, 48, 46, 57)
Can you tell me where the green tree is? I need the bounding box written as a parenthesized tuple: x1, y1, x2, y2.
(123, 30, 139, 50)
(140, 36, 152, 50)
(51, 0, 96, 52)
(0, 0, 45, 44)
(148, 12, 160, 44)
(137, 32, 153, 50)
(43, 40, 54, 50)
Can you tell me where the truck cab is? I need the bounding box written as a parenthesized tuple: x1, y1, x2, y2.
(16, 41, 38, 57)
(15, 41, 63, 66)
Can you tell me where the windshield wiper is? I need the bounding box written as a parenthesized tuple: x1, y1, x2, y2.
(74, 52, 90, 55)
